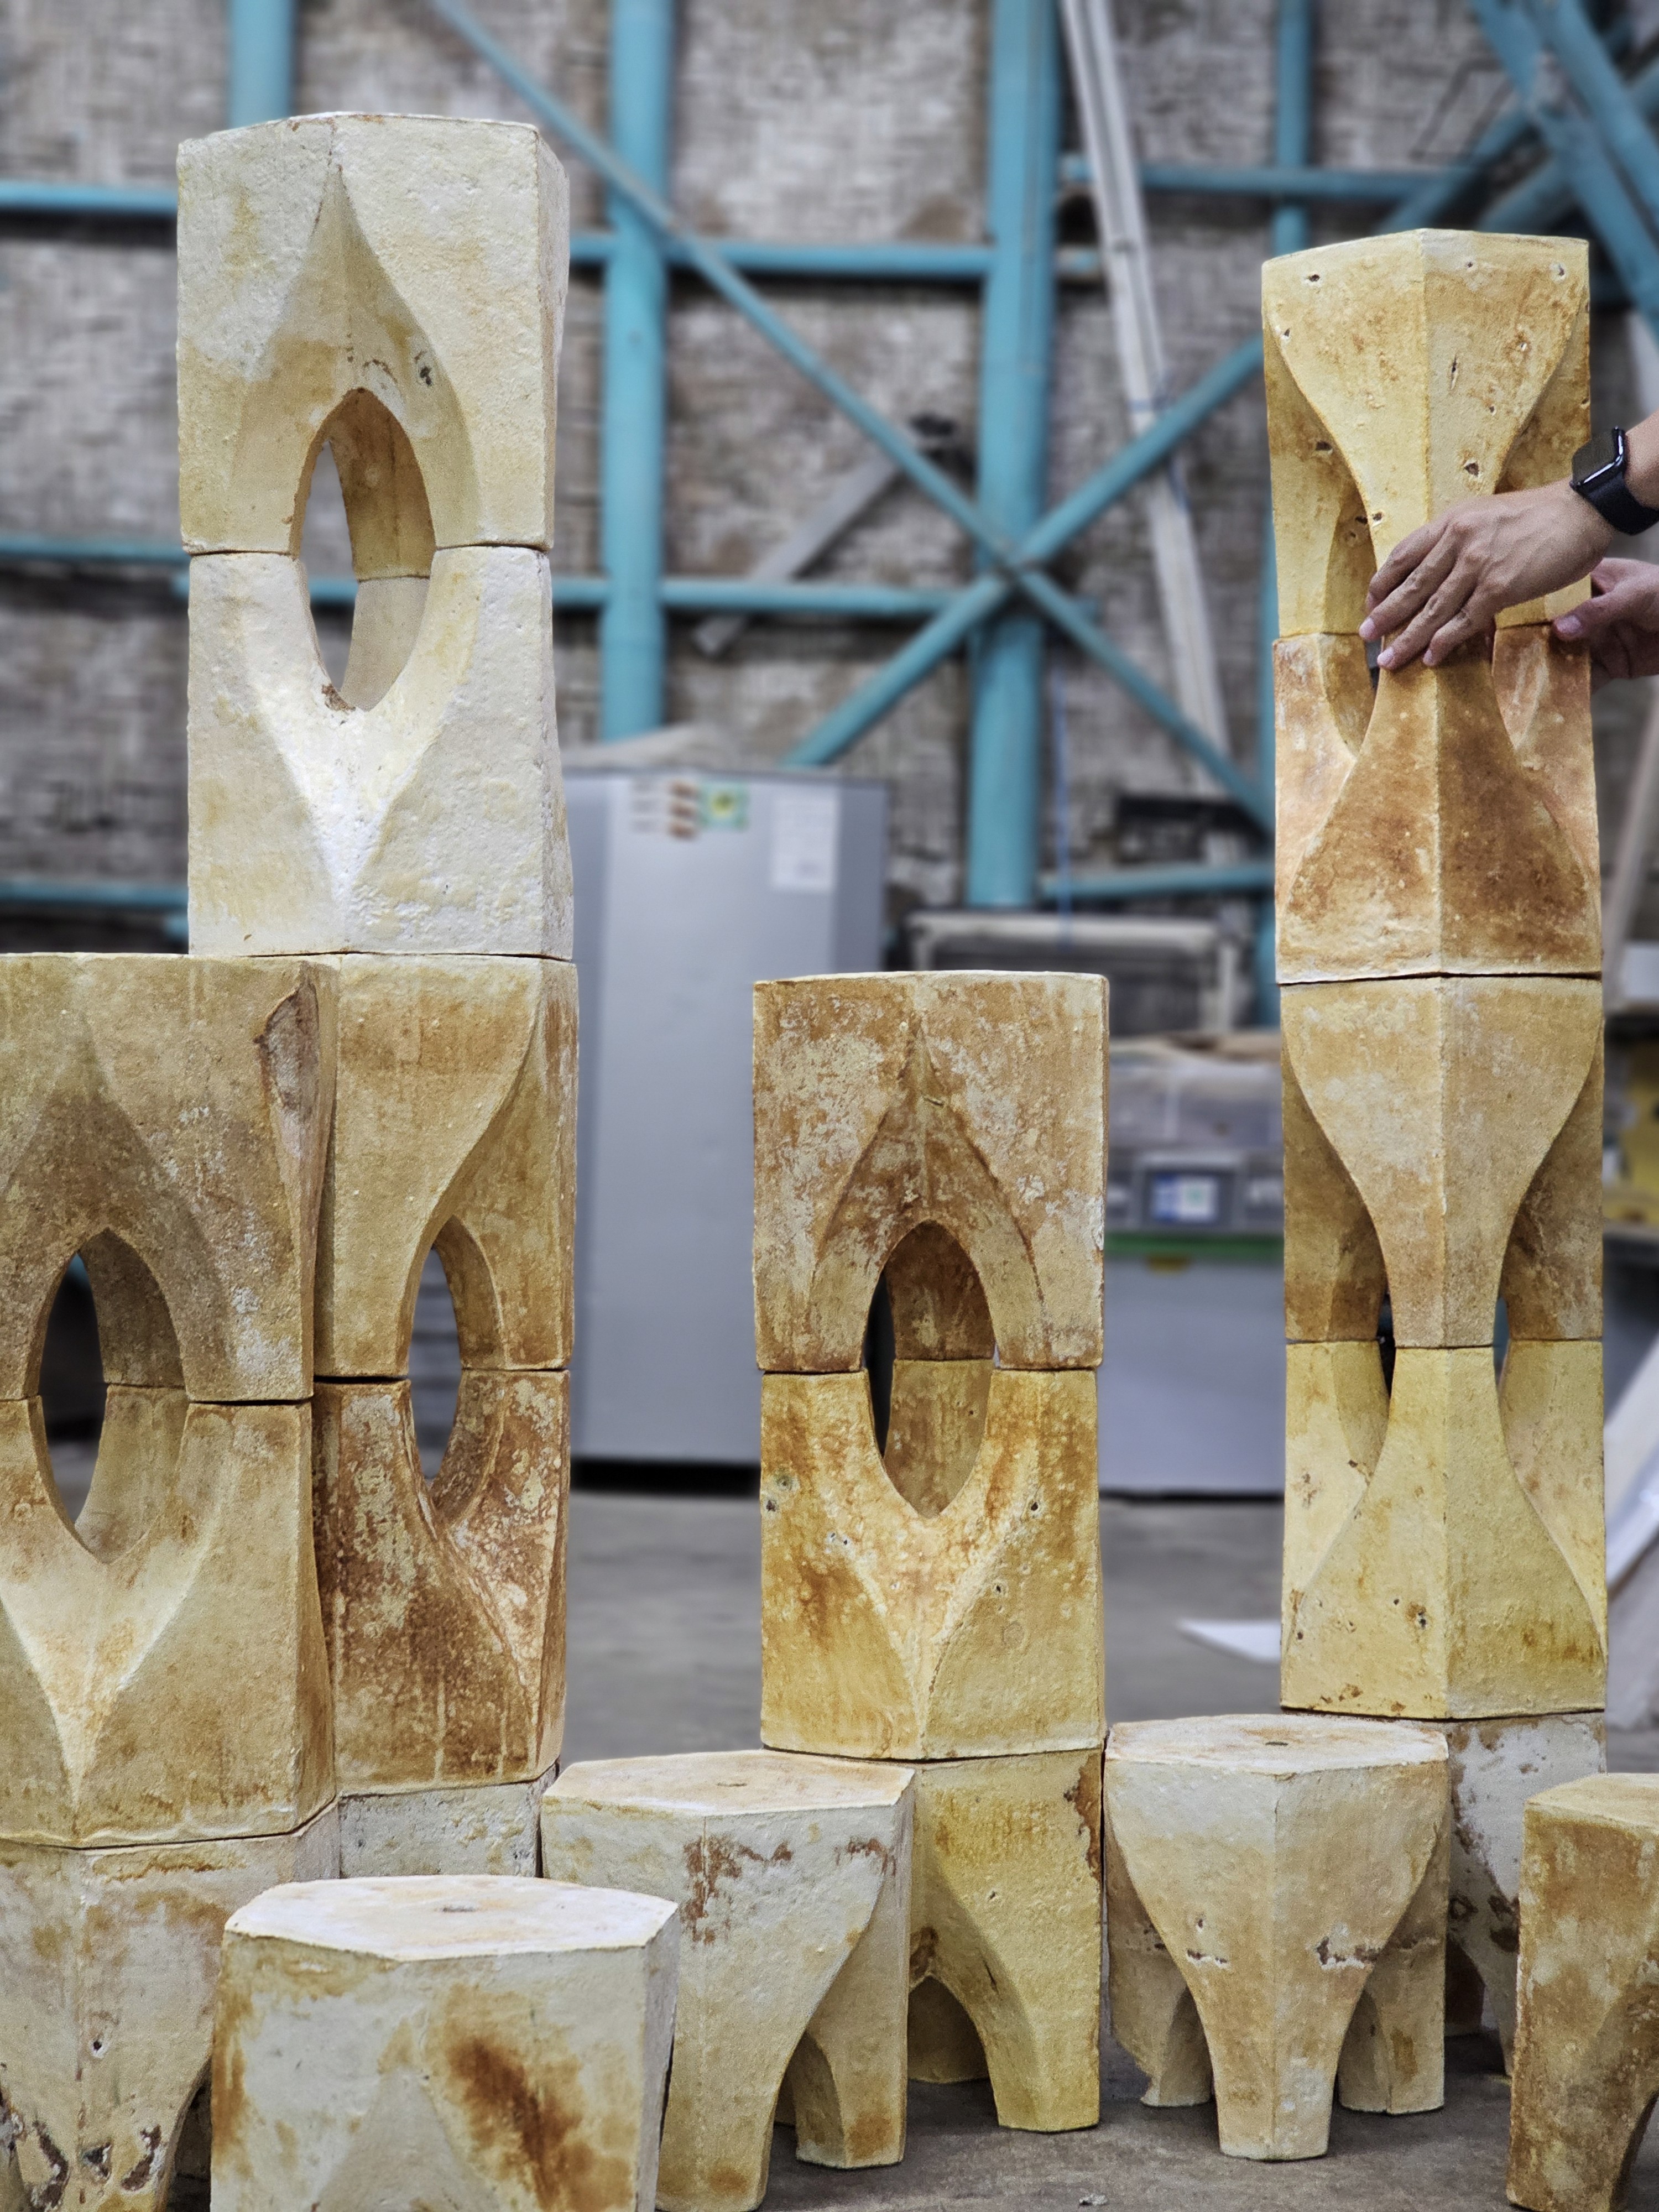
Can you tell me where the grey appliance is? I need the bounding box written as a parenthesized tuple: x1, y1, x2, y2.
(564, 766, 888, 1464)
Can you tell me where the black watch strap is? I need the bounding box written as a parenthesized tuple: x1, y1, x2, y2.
(1572, 426, 1659, 534)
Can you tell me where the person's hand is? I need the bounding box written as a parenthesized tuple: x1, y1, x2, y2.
(1359, 478, 1611, 669)
(1554, 557, 1659, 686)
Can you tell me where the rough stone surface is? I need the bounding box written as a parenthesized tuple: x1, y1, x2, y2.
(1281, 977, 1603, 1349)
(1281, 1342, 1605, 1721)
(0, 1804, 338, 2212)
(187, 548, 572, 957)
(906, 1748, 1103, 2134)
(0, 954, 335, 1403)
(1507, 1773, 1659, 2212)
(753, 973, 1107, 1375)
(178, 115, 567, 555)
(541, 1750, 913, 2212)
(338, 1766, 557, 1878)
(1105, 1714, 1448, 2162)
(1436, 1713, 1606, 2069)
(759, 1368, 1103, 1760)
(0, 1395, 332, 1847)
(211, 1875, 678, 2212)
(312, 1374, 567, 1793)
(316, 954, 577, 1379)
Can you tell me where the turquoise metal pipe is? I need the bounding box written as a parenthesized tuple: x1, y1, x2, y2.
(1040, 858, 1275, 902)
(226, 0, 295, 127)
(1523, 0, 1659, 236)
(1481, 49, 1659, 233)
(966, 0, 1060, 909)
(1137, 163, 1431, 202)
(598, 0, 674, 739)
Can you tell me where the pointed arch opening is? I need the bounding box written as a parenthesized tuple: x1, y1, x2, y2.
(865, 1223, 993, 1517)
(298, 388, 435, 709)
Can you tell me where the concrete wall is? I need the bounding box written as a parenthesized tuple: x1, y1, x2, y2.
(0, 0, 1645, 927)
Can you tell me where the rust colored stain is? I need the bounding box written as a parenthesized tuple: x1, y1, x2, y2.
(1065, 1759, 1104, 1887)
(118, 2126, 161, 2193)
(448, 2037, 628, 2212)
(682, 1835, 775, 1943)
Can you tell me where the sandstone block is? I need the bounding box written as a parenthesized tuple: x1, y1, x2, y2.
(1105, 1715, 1448, 2161)
(0, 956, 334, 1403)
(1272, 629, 1598, 985)
(1507, 1775, 1659, 2211)
(907, 1749, 1103, 2132)
(1281, 1340, 1605, 1719)
(312, 1374, 567, 1793)
(178, 116, 567, 555)
(1437, 1712, 1606, 2068)
(759, 1368, 1103, 1760)
(338, 1767, 556, 1879)
(753, 973, 1107, 1374)
(0, 1396, 332, 1847)
(1262, 231, 1588, 635)
(187, 551, 571, 958)
(0, 1806, 337, 2212)
(316, 954, 577, 1378)
(211, 1876, 676, 2212)
(541, 1750, 912, 2212)
(1281, 977, 1602, 1348)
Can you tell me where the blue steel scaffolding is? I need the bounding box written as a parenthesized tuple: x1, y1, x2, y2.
(8, 0, 1659, 961)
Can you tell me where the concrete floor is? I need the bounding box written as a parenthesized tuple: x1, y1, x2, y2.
(565, 1488, 1659, 2210)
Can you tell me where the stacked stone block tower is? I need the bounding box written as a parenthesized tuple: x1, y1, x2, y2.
(1264, 228, 1609, 2056)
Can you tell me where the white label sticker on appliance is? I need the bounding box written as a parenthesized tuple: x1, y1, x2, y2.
(770, 789, 839, 893)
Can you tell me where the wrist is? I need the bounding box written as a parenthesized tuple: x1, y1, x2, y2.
(1556, 474, 1614, 558)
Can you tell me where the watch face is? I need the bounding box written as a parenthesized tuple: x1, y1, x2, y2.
(1575, 429, 1620, 483)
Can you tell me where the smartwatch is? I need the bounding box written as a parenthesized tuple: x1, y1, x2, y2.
(1571, 426, 1659, 534)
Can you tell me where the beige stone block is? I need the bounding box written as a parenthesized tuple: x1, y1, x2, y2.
(759, 1369, 1103, 1760)
(908, 1749, 1102, 2132)
(541, 1750, 912, 2212)
(1262, 231, 1588, 634)
(0, 1397, 332, 1847)
(211, 1876, 676, 2212)
(1435, 1713, 1606, 2070)
(1105, 1715, 1448, 2161)
(178, 116, 567, 555)
(753, 973, 1107, 1374)
(1281, 978, 1602, 1348)
(0, 955, 333, 1403)
(338, 1768, 556, 1879)
(1275, 647, 1599, 984)
(882, 1358, 994, 1516)
(312, 1374, 566, 1792)
(0, 1804, 337, 2212)
(187, 550, 571, 958)
(1282, 1342, 1605, 1720)
(316, 954, 576, 1378)
(1506, 1774, 1659, 2211)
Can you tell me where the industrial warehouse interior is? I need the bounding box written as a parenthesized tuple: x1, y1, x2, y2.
(14, 0, 1659, 2207)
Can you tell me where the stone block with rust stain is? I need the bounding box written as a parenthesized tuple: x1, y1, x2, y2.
(1433, 1713, 1606, 2072)
(178, 117, 567, 558)
(187, 551, 571, 958)
(1272, 629, 1598, 986)
(1281, 977, 1602, 1349)
(0, 1397, 332, 1848)
(541, 1750, 912, 2212)
(759, 1369, 1103, 1760)
(311, 1374, 567, 1795)
(316, 956, 576, 1379)
(1263, 231, 1588, 637)
(0, 956, 335, 1404)
(1281, 1342, 1605, 1720)
(906, 1747, 1102, 2133)
(753, 973, 1107, 1374)
(338, 1767, 556, 1880)
(1105, 1715, 1448, 2162)
(0, 1804, 337, 2212)
(211, 1876, 677, 2212)
(1507, 1775, 1659, 2212)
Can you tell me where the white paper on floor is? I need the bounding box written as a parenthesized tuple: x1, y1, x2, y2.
(1178, 1618, 1281, 1665)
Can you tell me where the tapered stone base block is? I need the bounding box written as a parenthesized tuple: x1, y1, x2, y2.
(1508, 1775, 1659, 2211)
(338, 1767, 557, 1877)
(0, 1805, 338, 2212)
(1105, 1715, 1448, 2161)
(542, 1750, 912, 2212)
(211, 1877, 676, 2212)
(908, 1749, 1103, 2133)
